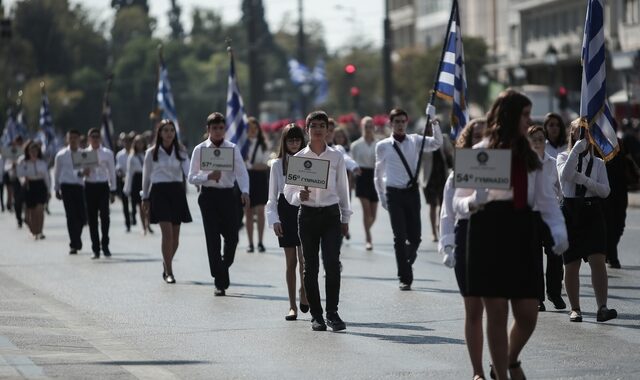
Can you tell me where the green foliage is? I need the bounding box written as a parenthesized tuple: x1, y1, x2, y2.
(111, 5, 154, 58)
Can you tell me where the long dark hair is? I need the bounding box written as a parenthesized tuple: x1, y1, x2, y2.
(543, 112, 567, 148)
(485, 89, 541, 171)
(23, 140, 43, 160)
(131, 134, 147, 155)
(277, 123, 305, 159)
(247, 116, 267, 152)
(152, 119, 184, 161)
(456, 118, 486, 149)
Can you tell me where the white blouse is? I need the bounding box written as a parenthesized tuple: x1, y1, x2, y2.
(556, 147, 610, 199)
(244, 138, 270, 169)
(53, 147, 84, 191)
(265, 157, 287, 226)
(545, 141, 567, 159)
(141, 146, 190, 200)
(350, 137, 377, 169)
(16, 158, 50, 190)
(123, 153, 144, 195)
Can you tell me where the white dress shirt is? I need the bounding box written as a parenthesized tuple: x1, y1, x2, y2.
(53, 147, 84, 191)
(141, 146, 190, 200)
(188, 139, 250, 193)
(115, 148, 129, 177)
(374, 125, 443, 201)
(84, 145, 116, 191)
(16, 158, 51, 190)
(350, 137, 377, 169)
(331, 144, 359, 172)
(266, 157, 287, 226)
(283, 144, 352, 224)
(557, 148, 610, 199)
(244, 138, 270, 169)
(452, 139, 567, 250)
(545, 141, 567, 159)
(438, 172, 463, 254)
(124, 152, 144, 195)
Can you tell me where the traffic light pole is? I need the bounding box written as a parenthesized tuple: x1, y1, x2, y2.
(297, 0, 307, 117)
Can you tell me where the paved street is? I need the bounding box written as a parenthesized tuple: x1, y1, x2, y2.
(0, 191, 639, 379)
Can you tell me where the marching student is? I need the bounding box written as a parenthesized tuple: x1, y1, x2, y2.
(115, 132, 133, 232)
(188, 112, 250, 296)
(543, 113, 567, 159)
(244, 117, 270, 253)
(374, 107, 442, 291)
(53, 129, 86, 254)
(83, 128, 116, 259)
(124, 134, 152, 234)
(266, 123, 309, 320)
(16, 140, 50, 240)
(141, 120, 192, 284)
(8, 136, 25, 228)
(438, 118, 486, 380)
(350, 116, 379, 250)
(557, 119, 617, 323)
(527, 126, 566, 312)
(283, 111, 352, 332)
(453, 90, 568, 380)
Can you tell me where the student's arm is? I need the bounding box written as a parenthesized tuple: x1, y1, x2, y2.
(107, 152, 117, 192)
(265, 160, 281, 227)
(180, 150, 190, 178)
(141, 150, 153, 200)
(534, 163, 568, 254)
(438, 172, 456, 255)
(187, 145, 209, 185)
(581, 158, 610, 198)
(53, 153, 62, 193)
(234, 145, 250, 195)
(123, 155, 133, 195)
(335, 154, 352, 224)
(417, 122, 443, 152)
(42, 161, 51, 192)
(374, 142, 387, 208)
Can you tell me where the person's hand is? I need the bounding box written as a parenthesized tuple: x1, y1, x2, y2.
(380, 195, 388, 210)
(470, 188, 489, 212)
(141, 200, 150, 213)
(574, 172, 589, 185)
(353, 167, 362, 176)
(55, 191, 62, 200)
(241, 192, 250, 210)
(341, 223, 349, 237)
(207, 170, 221, 182)
(82, 168, 91, 177)
(274, 223, 284, 237)
(573, 139, 588, 153)
(426, 104, 436, 119)
(553, 238, 569, 256)
(442, 245, 456, 268)
(299, 187, 310, 202)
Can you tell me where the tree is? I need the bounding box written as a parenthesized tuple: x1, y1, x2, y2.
(111, 5, 153, 58)
(167, 0, 184, 40)
(111, 0, 149, 13)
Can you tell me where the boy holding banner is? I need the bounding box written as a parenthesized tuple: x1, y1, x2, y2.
(283, 111, 352, 332)
(188, 112, 250, 297)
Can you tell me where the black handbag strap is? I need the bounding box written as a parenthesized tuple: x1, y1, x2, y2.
(392, 141, 416, 188)
(575, 152, 594, 197)
(250, 142, 260, 165)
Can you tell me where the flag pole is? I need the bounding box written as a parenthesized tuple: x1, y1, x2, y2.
(101, 73, 114, 150)
(413, 0, 458, 185)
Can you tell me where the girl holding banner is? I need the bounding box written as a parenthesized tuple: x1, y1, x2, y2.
(17, 140, 50, 240)
(266, 123, 309, 321)
(453, 90, 568, 380)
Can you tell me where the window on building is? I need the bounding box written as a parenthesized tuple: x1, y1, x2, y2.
(626, 0, 640, 24)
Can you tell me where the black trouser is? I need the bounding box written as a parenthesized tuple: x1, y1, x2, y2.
(605, 193, 628, 263)
(11, 178, 24, 226)
(198, 187, 240, 290)
(536, 216, 564, 301)
(298, 204, 342, 317)
(386, 186, 421, 285)
(85, 182, 110, 254)
(61, 184, 86, 250)
(116, 175, 131, 228)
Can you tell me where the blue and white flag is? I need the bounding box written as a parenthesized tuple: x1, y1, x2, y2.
(1, 112, 16, 147)
(312, 59, 329, 106)
(225, 51, 250, 159)
(37, 89, 61, 157)
(157, 62, 181, 139)
(580, 0, 618, 160)
(101, 98, 114, 151)
(434, 0, 468, 139)
(288, 58, 312, 86)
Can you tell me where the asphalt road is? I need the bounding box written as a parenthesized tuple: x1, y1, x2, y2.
(0, 190, 639, 379)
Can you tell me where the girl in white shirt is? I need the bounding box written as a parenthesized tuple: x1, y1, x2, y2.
(141, 120, 192, 284)
(265, 123, 309, 320)
(557, 119, 617, 323)
(17, 140, 50, 240)
(543, 113, 567, 159)
(244, 117, 271, 253)
(124, 135, 151, 234)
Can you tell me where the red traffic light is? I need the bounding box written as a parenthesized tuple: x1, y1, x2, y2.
(350, 86, 360, 97)
(557, 86, 567, 96)
(344, 64, 357, 75)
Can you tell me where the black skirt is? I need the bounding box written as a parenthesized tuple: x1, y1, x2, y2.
(277, 193, 300, 248)
(466, 201, 540, 299)
(130, 172, 142, 203)
(561, 197, 606, 264)
(248, 169, 269, 207)
(149, 182, 192, 224)
(355, 168, 379, 202)
(24, 179, 48, 208)
(453, 219, 469, 296)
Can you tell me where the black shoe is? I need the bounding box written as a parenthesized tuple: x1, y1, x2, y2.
(69, 248, 78, 255)
(247, 244, 254, 253)
(311, 315, 327, 331)
(126, 226, 131, 233)
(548, 295, 566, 310)
(102, 248, 111, 257)
(538, 301, 546, 312)
(165, 274, 176, 284)
(326, 312, 346, 331)
(299, 303, 309, 313)
(257, 242, 266, 253)
(91, 253, 100, 260)
(399, 282, 411, 291)
(569, 309, 582, 322)
(596, 306, 617, 322)
(132, 219, 137, 226)
(147, 226, 154, 234)
(214, 288, 226, 296)
(607, 259, 621, 269)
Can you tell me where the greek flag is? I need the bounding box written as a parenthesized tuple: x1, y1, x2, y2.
(37, 90, 60, 157)
(434, 0, 468, 138)
(1, 112, 17, 147)
(288, 58, 312, 86)
(225, 51, 250, 159)
(580, 0, 618, 160)
(157, 62, 181, 139)
(101, 97, 114, 151)
(312, 59, 328, 106)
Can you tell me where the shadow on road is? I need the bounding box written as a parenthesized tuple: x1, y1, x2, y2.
(225, 293, 289, 302)
(346, 331, 464, 345)
(348, 321, 433, 332)
(341, 275, 436, 282)
(86, 360, 211, 366)
(411, 286, 460, 294)
(184, 281, 274, 288)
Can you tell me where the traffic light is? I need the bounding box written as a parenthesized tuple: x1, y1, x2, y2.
(344, 64, 356, 75)
(557, 86, 568, 110)
(1, 18, 11, 40)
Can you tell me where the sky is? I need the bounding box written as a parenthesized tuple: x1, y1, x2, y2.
(4, 0, 384, 53)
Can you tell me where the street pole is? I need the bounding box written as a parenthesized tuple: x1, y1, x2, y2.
(297, 0, 307, 116)
(247, 0, 261, 117)
(382, 0, 393, 112)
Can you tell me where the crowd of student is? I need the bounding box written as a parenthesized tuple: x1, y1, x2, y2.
(0, 88, 632, 380)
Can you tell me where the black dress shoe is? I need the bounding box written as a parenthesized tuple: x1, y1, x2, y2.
(214, 288, 226, 296)
(596, 306, 617, 322)
(399, 282, 411, 291)
(326, 312, 346, 331)
(299, 303, 309, 313)
(246, 244, 254, 253)
(257, 242, 266, 253)
(91, 254, 100, 260)
(285, 310, 297, 321)
(607, 259, 621, 269)
(538, 301, 546, 312)
(165, 274, 176, 284)
(548, 295, 566, 310)
(69, 249, 78, 255)
(102, 248, 111, 257)
(311, 315, 327, 331)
